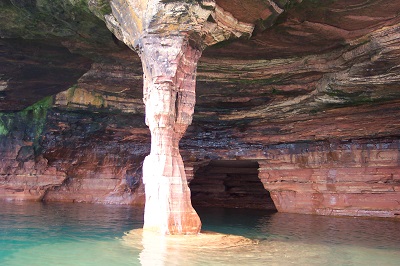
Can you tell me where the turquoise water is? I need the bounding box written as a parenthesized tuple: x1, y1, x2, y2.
(0, 202, 399, 265)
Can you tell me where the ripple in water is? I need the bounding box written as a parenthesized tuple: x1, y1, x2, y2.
(0, 202, 399, 265)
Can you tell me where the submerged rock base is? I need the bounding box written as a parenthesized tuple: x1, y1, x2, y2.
(123, 228, 256, 249)
(123, 229, 257, 265)
(122, 228, 257, 264)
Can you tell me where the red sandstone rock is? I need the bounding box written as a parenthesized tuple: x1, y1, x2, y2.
(258, 141, 400, 218)
(0, 153, 67, 201)
(140, 37, 202, 234)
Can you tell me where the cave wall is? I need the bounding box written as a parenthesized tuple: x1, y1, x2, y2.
(1, 88, 400, 217)
(0, 93, 147, 205)
(2, 105, 399, 218)
(0, 97, 67, 200)
(258, 140, 400, 218)
(0, 0, 400, 218)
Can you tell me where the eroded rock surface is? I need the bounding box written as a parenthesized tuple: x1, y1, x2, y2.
(0, 99, 67, 200)
(259, 140, 400, 218)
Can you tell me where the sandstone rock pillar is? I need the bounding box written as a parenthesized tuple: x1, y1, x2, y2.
(140, 35, 202, 234)
(105, 0, 254, 234)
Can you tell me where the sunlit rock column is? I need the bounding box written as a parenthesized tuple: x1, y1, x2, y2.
(105, 0, 254, 234)
(140, 35, 202, 234)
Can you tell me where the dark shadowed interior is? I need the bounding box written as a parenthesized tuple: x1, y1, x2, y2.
(190, 160, 277, 210)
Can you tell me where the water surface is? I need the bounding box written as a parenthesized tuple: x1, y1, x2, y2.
(0, 202, 399, 265)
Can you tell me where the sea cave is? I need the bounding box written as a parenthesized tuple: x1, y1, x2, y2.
(1, 0, 400, 264)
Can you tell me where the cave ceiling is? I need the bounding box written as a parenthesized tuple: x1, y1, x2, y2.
(1, 0, 400, 145)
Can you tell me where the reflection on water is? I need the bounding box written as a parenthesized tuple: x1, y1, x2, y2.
(0, 202, 399, 266)
(123, 229, 256, 266)
(258, 212, 400, 249)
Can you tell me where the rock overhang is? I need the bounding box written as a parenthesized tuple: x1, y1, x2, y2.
(1, 0, 400, 114)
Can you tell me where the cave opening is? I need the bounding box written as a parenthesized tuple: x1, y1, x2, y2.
(189, 160, 277, 211)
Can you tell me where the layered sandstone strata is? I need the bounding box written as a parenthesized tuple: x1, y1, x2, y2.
(0, 104, 67, 201)
(258, 140, 400, 218)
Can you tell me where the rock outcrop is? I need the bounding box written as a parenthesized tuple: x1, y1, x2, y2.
(259, 140, 400, 217)
(1, 0, 400, 221)
(0, 98, 67, 200)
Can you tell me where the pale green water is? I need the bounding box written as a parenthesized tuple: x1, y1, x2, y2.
(0, 201, 399, 265)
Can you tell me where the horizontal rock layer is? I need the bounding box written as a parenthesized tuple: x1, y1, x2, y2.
(0, 105, 147, 205)
(259, 140, 400, 218)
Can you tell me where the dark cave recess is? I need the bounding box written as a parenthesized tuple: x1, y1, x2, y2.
(190, 160, 277, 210)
